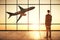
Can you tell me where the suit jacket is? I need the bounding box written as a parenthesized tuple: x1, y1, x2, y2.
(45, 14, 52, 26)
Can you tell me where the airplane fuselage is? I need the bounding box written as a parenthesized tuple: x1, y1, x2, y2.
(13, 10, 26, 16)
(12, 7, 35, 16)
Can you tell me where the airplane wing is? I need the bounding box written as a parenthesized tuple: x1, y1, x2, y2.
(16, 15, 22, 23)
(19, 6, 24, 10)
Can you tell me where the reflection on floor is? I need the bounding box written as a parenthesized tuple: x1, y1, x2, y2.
(0, 31, 60, 40)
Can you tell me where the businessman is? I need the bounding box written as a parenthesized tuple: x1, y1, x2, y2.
(45, 10, 52, 39)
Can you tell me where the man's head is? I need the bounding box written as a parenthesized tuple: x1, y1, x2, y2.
(47, 10, 50, 14)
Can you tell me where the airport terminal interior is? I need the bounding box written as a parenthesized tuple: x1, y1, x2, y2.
(0, 0, 60, 40)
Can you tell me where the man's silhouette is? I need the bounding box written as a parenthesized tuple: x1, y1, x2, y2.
(45, 10, 52, 39)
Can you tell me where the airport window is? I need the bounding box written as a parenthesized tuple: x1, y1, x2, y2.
(0, 0, 60, 31)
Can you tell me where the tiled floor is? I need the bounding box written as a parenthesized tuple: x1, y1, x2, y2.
(0, 31, 60, 40)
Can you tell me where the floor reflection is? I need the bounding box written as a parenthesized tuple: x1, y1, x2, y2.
(0, 31, 60, 40)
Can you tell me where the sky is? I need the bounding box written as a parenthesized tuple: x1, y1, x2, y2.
(0, 0, 60, 30)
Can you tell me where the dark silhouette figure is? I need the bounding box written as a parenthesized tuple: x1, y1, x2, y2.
(6, 6, 35, 23)
(45, 10, 52, 40)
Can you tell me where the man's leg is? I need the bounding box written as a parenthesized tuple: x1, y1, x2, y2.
(49, 26, 51, 38)
(45, 26, 48, 40)
(46, 26, 48, 38)
(49, 26, 52, 40)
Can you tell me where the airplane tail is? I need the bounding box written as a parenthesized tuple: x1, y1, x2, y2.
(6, 12, 14, 19)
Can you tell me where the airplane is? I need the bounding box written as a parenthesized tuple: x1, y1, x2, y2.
(6, 6, 35, 23)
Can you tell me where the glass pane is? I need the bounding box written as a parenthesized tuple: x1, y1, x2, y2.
(51, 5, 60, 23)
(6, 0, 16, 4)
(40, 24, 60, 30)
(40, 0, 50, 4)
(0, 5, 5, 23)
(6, 5, 16, 23)
(18, 25, 28, 30)
(40, 25, 46, 30)
(0, 0, 5, 4)
(51, 25, 60, 30)
(17, 5, 28, 23)
(29, 0, 39, 4)
(51, 0, 60, 4)
(0, 25, 5, 30)
(29, 25, 39, 30)
(29, 5, 39, 24)
(7, 25, 16, 30)
(18, 0, 28, 4)
(40, 25, 60, 30)
(40, 5, 50, 23)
